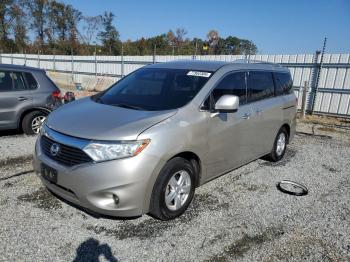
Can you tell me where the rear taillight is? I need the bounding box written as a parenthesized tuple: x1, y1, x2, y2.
(52, 91, 61, 99)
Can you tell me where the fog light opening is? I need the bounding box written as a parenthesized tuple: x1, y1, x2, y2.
(112, 194, 119, 205)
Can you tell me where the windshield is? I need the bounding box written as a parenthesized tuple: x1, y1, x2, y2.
(92, 68, 213, 111)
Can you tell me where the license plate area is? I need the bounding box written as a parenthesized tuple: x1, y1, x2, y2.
(41, 163, 58, 183)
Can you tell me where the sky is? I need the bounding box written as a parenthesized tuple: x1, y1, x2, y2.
(61, 0, 350, 54)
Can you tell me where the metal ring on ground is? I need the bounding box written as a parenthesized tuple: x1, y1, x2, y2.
(276, 180, 308, 196)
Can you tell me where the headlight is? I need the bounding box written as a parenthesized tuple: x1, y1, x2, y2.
(83, 139, 151, 162)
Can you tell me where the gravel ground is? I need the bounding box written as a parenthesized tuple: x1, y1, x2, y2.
(0, 131, 36, 166)
(0, 124, 349, 261)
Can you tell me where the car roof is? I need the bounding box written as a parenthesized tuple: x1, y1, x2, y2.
(0, 63, 45, 73)
(145, 60, 289, 73)
(147, 60, 230, 71)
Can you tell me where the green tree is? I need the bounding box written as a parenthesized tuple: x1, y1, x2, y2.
(48, 0, 67, 43)
(240, 39, 257, 55)
(225, 36, 241, 54)
(27, 0, 50, 49)
(98, 12, 120, 55)
(10, 3, 28, 52)
(166, 30, 176, 55)
(65, 4, 82, 54)
(0, 0, 14, 51)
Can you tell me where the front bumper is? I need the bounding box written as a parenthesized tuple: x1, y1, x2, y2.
(33, 136, 161, 217)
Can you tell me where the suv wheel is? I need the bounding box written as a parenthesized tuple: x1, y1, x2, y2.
(149, 157, 195, 220)
(264, 127, 288, 162)
(22, 111, 47, 135)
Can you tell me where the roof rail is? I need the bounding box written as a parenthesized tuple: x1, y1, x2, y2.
(232, 59, 282, 66)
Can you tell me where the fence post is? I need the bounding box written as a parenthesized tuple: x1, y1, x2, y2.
(0, 50, 2, 63)
(53, 49, 56, 72)
(193, 40, 198, 60)
(71, 48, 74, 83)
(94, 50, 97, 77)
(121, 44, 124, 77)
(153, 44, 156, 64)
(37, 50, 40, 68)
(310, 37, 327, 114)
(11, 49, 13, 64)
(301, 81, 308, 118)
(24, 50, 27, 66)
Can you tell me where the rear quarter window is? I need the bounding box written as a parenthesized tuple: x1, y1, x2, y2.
(274, 72, 293, 95)
(24, 72, 39, 90)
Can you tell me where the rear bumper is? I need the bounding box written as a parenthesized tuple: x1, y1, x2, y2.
(33, 136, 162, 218)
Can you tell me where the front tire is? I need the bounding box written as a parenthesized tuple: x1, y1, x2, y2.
(149, 157, 196, 220)
(264, 127, 288, 162)
(22, 111, 47, 135)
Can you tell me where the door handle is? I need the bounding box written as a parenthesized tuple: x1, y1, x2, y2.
(17, 97, 28, 101)
(241, 112, 251, 119)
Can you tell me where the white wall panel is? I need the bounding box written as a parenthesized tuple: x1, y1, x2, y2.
(1, 53, 349, 116)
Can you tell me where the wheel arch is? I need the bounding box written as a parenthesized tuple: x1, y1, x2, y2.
(169, 151, 202, 187)
(281, 123, 291, 143)
(18, 107, 51, 130)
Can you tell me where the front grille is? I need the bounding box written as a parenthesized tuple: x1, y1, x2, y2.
(41, 135, 92, 166)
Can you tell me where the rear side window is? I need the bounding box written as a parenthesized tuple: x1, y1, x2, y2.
(24, 73, 38, 90)
(11, 72, 26, 90)
(212, 72, 247, 104)
(0, 71, 13, 91)
(247, 71, 274, 102)
(274, 72, 293, 95)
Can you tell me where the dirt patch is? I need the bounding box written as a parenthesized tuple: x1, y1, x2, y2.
(234, 183, 268, 193)
(322, 164, 339, 173)
(17, 187, 62, 210)
(201, 233, 229, 249)
(206, 227, 285, 261)
(86, 192, 229, 240)
(266, 235, 342, 261)
(318, 126, 336, 132)
(299, 115, 350, 127)
(2, 181, 16, 188)
(0, 197, 9, 206)
(86, 219, 172, 240)
(0, 155, 33, 169)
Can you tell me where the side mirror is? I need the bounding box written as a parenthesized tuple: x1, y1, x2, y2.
(214, 95, 239, 113)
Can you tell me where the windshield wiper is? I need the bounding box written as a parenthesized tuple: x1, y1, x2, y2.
(112, 103, 145, 110)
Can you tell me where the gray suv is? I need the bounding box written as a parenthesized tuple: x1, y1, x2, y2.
(34, 60, 296, 220)
(0, 64, 62, 135)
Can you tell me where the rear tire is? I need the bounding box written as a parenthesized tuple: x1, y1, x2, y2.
(264, 127, 288, 162)
(22, 111, 47, 135)
(149, 157, 196, 220)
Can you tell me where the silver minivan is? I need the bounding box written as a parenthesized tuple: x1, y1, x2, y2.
(33, 60, 296, 220)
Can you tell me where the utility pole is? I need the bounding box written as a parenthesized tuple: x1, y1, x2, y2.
(311, 37, 327, 114)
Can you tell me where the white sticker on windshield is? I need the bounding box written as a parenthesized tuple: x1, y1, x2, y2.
(187, 71, 211, 78)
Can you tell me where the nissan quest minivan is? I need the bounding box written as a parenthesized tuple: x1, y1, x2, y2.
(33, 60, 296, 220)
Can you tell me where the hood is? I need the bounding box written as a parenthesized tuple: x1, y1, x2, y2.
(46, 97, 177, 140)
